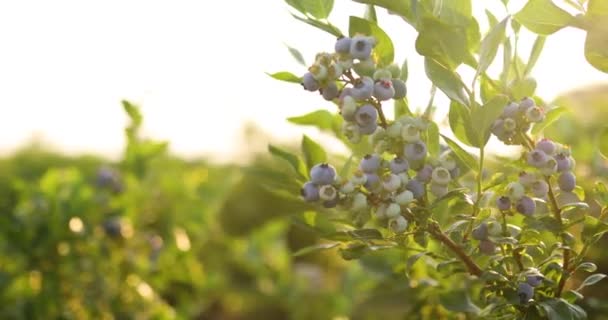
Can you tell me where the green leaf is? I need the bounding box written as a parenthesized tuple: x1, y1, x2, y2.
(400, 58, 409, 82)
(576, 262, 598, 273)
(288, 109, 342, 136)
(425, 58, 469, 106)
(364, 4, 377, 22)
(480, 75, 501, 104)
(349, 16, 394, 67)
(585, 22, 608, 73)
(439, 290, 480, 314)
(416, 17, 469, 69)
(351, 0, 416, 25)
(286, 45, 306, 66)
(514, 0, 574, 35)
(476, 17, 509, 78)
(582, 215, 608, 243)
(268, 144, 307, 179)
(436, 0, 472, 27)
(292, 14, 343, 37)
(448, 101, 475, 147)
(122, 100, 142, 126)
(394, 98, 412, 118)
(267, 71, 301, 83)
(293, 242, 339, 257)
(301, 135, 327, 171)
(441, 134, 478, 172)
(426, 121, 440, 157)
(524, 36, 546, 76)
(600, 127, 608, 159)
(577, 273, 607, 291)
(510, 77, 537, 100)
(349, 228, 383, 240)
(407, 252, 429, 270)
(470, 94, 509, 147)
(339, 155, 354, 177)
(286, 0, 334, 19)
(539, 299, 587, 320)
(563, 290, 584, 303)
(531, 107, 568, 134)
(485, 9, 499, 28)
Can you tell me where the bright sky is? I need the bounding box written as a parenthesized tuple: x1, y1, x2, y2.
(0, 1, 605, 161)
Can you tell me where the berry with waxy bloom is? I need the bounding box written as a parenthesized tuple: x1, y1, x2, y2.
(507, 182, 526, 200)
(302, 72, 320, 91)
(359, 154, 382, 173)
(430, 183, 448, 197)
(395, 190, 414, 205)
(555, 153, 574, 172)
(406, 179, 425, 199)
(431, 167, 451, 185)
(382, 174, 402, 192)
(415, 164, 433, 183)
(392, 79, 407, 99)
(341, 96, 357, 121)
(404, 141, 427, 162)
(358, 121, 378, 135)
(322, 82, 339, 101)
(350, 170, 367, 185)
(526, 274, 544, 287)
(530, 180, 549, 198)
(496, 196, 511, 211)
(373, 69, 392, 81)
(310, 163, 336, 185)
(385, 202, 401, 218)
(527, 150, 548, 168)
(351, 77, 374, 100)
(519, 97, 535, 111)
(558, 171, 576, 192)
(518, 283, 534, 304)
(373, 80, 395, 101)
(351, 192, 368, 211)
(526, 107, 545, 123)
(350, 35, 375, 60)
(364, 173, 381, 192)
(355, 104, 378, 127)
(389, 215, 408, 233)
(516, 196, 536, 216)
(401, 124, 420, 142)
(536, 139, 556, 155)
(386, 121, 402, 138)
(335, 36, 352, 54)
(540, 158, 558, 176)
(472, 223, 489, 240)
(479, 240, 496, 255)
(503, 102, 519, 118)
(301, 182, 320, 202)
(319, 185, 337, 201)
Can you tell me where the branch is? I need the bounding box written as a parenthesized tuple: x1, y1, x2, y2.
(428, 222, 483, 277)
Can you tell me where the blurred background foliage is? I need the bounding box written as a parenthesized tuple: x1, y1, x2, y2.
(0, 85, 607, 320)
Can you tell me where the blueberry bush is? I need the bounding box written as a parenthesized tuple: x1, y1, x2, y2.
(270, 0, 608, 318)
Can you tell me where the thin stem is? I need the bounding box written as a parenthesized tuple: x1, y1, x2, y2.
(371, 99, 388, 129)
(428, 222, 483, 276)
(463, 147, 485, 241)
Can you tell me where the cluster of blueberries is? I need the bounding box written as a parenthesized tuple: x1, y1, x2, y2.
(301, 35, 407, 142)
(491, 97, 545, 145)
(301, 114, 460, 234)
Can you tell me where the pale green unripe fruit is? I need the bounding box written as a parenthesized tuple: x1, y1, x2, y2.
(382, 174, 402, 192)
(369, 126, 386, 144)
(540, 158, 558, 176)
(374, 140, 390, 154)
(487, 221, 502, 237)
(431, 167, 451, 185)
(341, 96, 358, 120)
(353, 59, 376, 77)
(439, 154, 457, 171)
(352, 192, 368, 211)
(398, 173, 410, 186)
(386, 121, 403, 138)
(374, 203, 387, 219)
(340, 181, 356, 194)
(395, 190, 414, 205)
(319, 185, 337, 201)
(507, 182, 525, 200)
(401, 124, 420, 142)
(386, 63, 401, 78)
(389, 215, 408, 233)
(350, 170, 368, 185)
(309, 64, 328, 81)
(385, 203, 401, 218)
(342, 122, 361, 143)
(373, 69, 392, 81)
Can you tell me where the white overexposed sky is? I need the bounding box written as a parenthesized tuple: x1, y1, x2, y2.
(0, 0, 605, 161)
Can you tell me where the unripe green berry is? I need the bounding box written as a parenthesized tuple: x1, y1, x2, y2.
(385, 202, 401, 218)
(382, 174, 402, 192)
(431, 167, 451, 185)
(401, 124, 420, 142)
(395, 190, 414, 205)
(351, 170, 368, 185)
(352, 192, 368, 211)
(507, 182, 525, 200)
(386, 121, 403, 138)
(373, 69, 392, 81)
(386, 63, 401, 78)
(389, 215, 408, 233)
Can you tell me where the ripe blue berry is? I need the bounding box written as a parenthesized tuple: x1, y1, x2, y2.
(406, 179, 425, 199)
(472, 223, 489, 240)
(359, 154, 382, 173)
(358, 121, 378, 135)
(415, 164, 433, 183)
(392, 79, 407, 99)
(355, 104, 378, 127)
(364, 173, 381, 192)
(382, 173, 402, 192)
(527, 150, 548, 168)
(350, 35, 374, 60)
(516, 196, 536, 216)
(404, 141, 427, 162)
(389, 215, 408, 233)
(531, 180, 549, 198)
(322, 82, 339, 101)
(351, 77, 374, 100)
(479, 240, 496, 255)
(519, 97, 535, 111)
(526, 275, 543, 287)
(503, 102, 519, 118)
(556, 153, 573, 172)
(496, 196, 511, 211)
(517, 283, 534, 304)
(373, 80, 395, 101)
(536, 139, 556, 155)
(389, 156, 409, 174)
(558, 171, 576, 192)
(302, 72, 320, 91)
(301, 181, 320, 202)
(335, 36, 352, 54)
(310, 163, 336, 185)
(519, 172, 536, 186)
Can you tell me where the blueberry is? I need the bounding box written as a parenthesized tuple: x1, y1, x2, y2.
(389, 156, 409, 174)
(540, 158, 558, 176)
(301, 181, 320, 202)
(342, 122, 362, 143)
(387, 63, 401, 78)
(374, 203, 387, 219)
(415, 164, 433, 183)
(479, 240, 496, 255)
(359, 154, 382, 173)
(555, 153, 573, 172)
(323, 197, 339, 208)
(439, 154, 457, 171)
(392, 79, 407, 99)
(395, 190, 414, 205)
(382, 173, 402, 192)
(398, 172, 410, 186)
(351, 192, 368, 211)
(536, 139, 556, 155)
(517, 283, 534, 304)
(350, 35, 375, 60)
(302, 72, 320, 91)
(322, 82, 339, 101)
(431, 167, 451, 185)
(335, 36, 352, 54)
(519, 172, 536, 186)
(503, 102, 519, 118)
(401, 124, 420, 142)
(351, 77, 374, 100)
(385, 202, 401, 218)
(389, 215, 408, 233)
(373, 80, 395, 101)
(430, 182, 448, 197)
(351, 170, 368, 185)
(355, 104, 378, 127)
(341, 96, 358, 121)
(352, 59, 375, 77)
(358, 121, 378, 135)
(507, 182, 525, 200)
(516, 196, 536, 216)
(373, 69, 392, 81)
(340, 181, 356, 194)
(309, 64, 327, 81)
(503, 118, 517, 131)
(406, 179, 425, 199)
(319, 185, 338, 201)
(364, 173, 381, 192)
(496, 196, 511, 211)
(527, 150, 548, 168)
(310, 163, 336, 185)
(487, 221, 502, 236)
(472, 223, 489, 240)
(526, 275, 544, 287)
(519, 97, 535, 111)
(404, 141, 427, 162)
(103, 218, 123, 238)
(339, 87, 353, 103)
(526, 107, 545, 123)
(386, 121, 403, 138)
(558, 171, 576, 192)
(531, 180, 549, 198)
